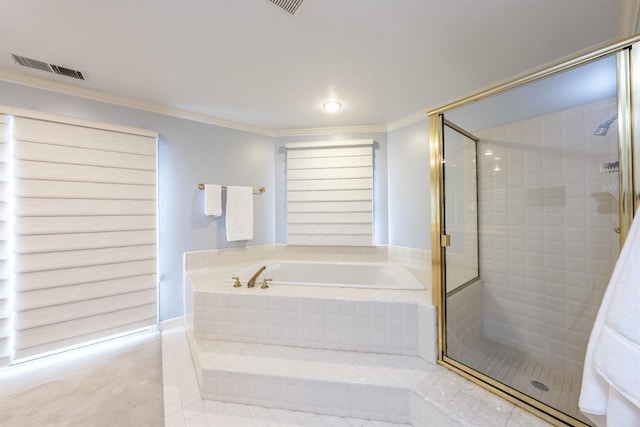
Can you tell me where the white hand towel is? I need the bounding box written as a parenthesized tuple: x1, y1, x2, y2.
(204, 184, 222, 217)
(226, 186, 253, 241)
(579, 212, 640, 427)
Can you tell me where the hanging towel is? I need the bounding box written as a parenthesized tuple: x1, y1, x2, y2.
(579, 212, 640, 427)
(225, 186, 253, 241)
(204, 184, 222, 217)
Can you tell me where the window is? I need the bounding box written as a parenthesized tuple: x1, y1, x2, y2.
(0, 107, 158, 365)
(0, 114, 10, 366)
(285, 139, 374, 246)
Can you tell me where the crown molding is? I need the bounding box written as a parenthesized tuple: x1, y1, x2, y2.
(0, 103, 159, 138)
(0, 68, 429, 138)
(0, 68, 276, 137)
(272, 124, 387, 138)
(386, 110, 428, 131)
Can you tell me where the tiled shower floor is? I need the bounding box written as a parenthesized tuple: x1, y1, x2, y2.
(448, 336, 592, 426)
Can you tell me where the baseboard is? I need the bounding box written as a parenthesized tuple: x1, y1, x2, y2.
(159, 316, 185, 331)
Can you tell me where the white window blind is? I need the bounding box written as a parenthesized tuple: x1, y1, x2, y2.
(286, 139, 374, 246)
(0, 115, 10, 367)
(10, 114, 158, 360)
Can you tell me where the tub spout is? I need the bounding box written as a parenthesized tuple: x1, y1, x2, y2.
(247, 265, 266, 288)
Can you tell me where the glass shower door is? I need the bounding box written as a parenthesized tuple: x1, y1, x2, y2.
(441, 121, 481, 364)
(442, 121, 479, 293)
(439, 53, 622, 427)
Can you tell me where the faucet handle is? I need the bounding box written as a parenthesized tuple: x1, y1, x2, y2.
(261, 278, 272, 289)
(232, 274, 242, 288)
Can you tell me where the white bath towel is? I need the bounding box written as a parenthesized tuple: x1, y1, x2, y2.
(579, 212, 640, 427)
(225, 186, 253, 241)
(204, 184, 222, 217)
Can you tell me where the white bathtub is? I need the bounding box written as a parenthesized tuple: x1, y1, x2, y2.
(237, 260, 425, 290)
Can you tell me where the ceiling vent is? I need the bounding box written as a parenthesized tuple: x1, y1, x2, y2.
(268, 0, 305, 15)
(11, 54, 85, 80)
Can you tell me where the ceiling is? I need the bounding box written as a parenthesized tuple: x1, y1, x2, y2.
(0, 0, 637, 134)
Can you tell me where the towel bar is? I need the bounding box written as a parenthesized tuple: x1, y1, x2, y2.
(198, 183, 265, 193)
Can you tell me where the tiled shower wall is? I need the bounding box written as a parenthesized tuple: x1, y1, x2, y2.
(446, 281, 483, 350)
(475, 98, 620, 372)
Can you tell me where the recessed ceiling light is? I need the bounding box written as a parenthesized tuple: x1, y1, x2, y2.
(322, 101, 342, 112)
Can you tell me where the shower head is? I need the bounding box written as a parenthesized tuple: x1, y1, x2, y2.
(594, 114, 618, 136)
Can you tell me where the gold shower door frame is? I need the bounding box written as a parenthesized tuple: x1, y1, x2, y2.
(429, 37, 640, 426)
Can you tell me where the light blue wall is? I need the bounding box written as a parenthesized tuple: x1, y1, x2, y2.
(0, 80, 432, 321)
(387, 119, 431, 249)
(0, 81, 275, 321)
(274, 133, 389, 246)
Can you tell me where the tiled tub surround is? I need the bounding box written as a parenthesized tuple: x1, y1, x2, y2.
(185, 245, 434, 356)
(183, 246, 553, 425)
(188, 279, 432, 356)
(184, 245, 441, 424)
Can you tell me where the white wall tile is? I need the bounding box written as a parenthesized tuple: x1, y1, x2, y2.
(475, 98, 618, 369)
(418, 304, 437, 363)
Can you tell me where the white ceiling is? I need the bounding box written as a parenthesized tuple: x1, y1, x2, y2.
(0, 0, 636, 134)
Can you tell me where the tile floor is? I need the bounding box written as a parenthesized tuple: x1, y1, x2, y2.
(162, 327, 411, 427)
(1, 331, 164, 427)
(163, 327, 552, 427)
(448, 336, 591, 426)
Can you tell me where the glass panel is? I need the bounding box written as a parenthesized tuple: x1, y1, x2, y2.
(443, 123, 478, 292)
(442, 53, 620, 426)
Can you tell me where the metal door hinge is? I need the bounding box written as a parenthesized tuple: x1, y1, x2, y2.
(441, 234, 451, 247)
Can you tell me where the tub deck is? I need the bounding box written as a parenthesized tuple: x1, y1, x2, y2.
(186, 262, 431, 306)
(237, 260, 425, 290)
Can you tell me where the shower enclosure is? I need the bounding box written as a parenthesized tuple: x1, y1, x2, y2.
(430, 39, 640, 426)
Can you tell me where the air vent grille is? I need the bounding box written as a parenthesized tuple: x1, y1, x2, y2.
(50, 64, 84, 80)
(12, 55, 52, 73)
(11, 54, 86, 80)
(268, 0, 305, 15)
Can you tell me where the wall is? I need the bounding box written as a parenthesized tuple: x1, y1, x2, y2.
(0, 81, 275, 321)
(274, 133, 389, 246)
(475, 99, 619, 371)
(387, 119, 431, 249)
(1, 81, 435, 322)
(446, 281, 483, 352)
(275, 124, 433, 249)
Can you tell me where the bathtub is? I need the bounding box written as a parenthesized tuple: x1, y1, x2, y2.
(236, 260, 424, 290)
